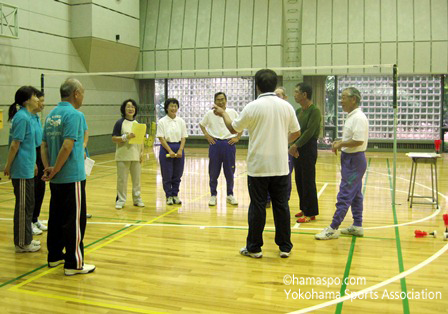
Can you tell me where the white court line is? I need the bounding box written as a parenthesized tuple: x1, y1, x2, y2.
(0, 159, 117, 185)
(288, 243, 448, 314)
(317, 183, 328, 198)
(294, 183, 328, 229)
(94, 164, 159, 173)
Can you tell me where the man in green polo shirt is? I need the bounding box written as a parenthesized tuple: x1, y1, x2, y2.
(288, 82, 321, 223)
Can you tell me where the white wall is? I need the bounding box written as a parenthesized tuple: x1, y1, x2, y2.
(300, 0, 448, 75)
(0, 0, 140, 148)
(140, 0, 448, 77)
(140, 0, 284, 77)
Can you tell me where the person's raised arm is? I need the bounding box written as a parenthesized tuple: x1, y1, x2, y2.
(212, 105, 237, 134)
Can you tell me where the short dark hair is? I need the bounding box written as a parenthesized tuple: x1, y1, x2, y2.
(120, 99, 138, 118)
(255, 69, 278, 93)
(164, 98, 180, 113)
(36, 90, 45, 98)
(296, 82, 312, 100)
(214, 92, 227, 102)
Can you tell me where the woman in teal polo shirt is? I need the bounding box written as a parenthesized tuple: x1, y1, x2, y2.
(4, 86, 41, 253)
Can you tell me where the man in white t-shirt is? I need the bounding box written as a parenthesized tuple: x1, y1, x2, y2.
(213, 69, 301, 258)
(200, 92, 242, 206)
(315, 87, 369, 240)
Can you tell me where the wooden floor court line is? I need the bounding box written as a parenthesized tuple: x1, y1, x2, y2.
(387, 158, 410, 313)
(333, 157, 371, 313)
(5, 176, 239, 313)
(7, 207, 186, 313)
(6, 166, 249, 290)
(1, 150, 446, 313)
(0, 221, 397, 291)
(289, 243, 448, 314)
(290, 156, 446, 313)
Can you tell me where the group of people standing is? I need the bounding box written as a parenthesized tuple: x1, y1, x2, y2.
(211, 69, 369, 257)
(5, 79, 95, 275)
(4, 69, 369, 268)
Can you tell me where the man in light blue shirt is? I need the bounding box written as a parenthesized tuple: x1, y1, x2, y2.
(41, 78, 95, 276)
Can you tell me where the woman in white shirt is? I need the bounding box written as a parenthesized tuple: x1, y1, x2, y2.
(112, 99, 144, 209)
(156, 98, 188, 205)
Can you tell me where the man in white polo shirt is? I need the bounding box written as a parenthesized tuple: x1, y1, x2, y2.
(200, 92, 242, 206)
(315, 87, 369, 240)
(213, 69, 301, 258)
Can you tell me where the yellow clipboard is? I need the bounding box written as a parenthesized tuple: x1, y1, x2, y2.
(128, 123, 147, 144)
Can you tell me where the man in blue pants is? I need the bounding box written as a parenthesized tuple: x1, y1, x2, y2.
(315, 87, 369, 240)
(200, 92, 242, 206)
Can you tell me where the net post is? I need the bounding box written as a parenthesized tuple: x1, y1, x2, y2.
(392, 64, 398, 207)
(40, 73, 45, 94)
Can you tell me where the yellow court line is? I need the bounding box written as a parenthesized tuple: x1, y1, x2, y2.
(7, 205, 189, 313)
(9, 204, 182, 293)
(8, 288, 162, 314)
(7, 178, 233, 312)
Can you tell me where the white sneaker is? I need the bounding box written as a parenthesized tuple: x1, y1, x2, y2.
(209, 196, 217, 206)
(32, 223, 43, 235)
(15, 244, 41, 253)
(280, 251, 291, 258)
(115, 204, 123, 209)
(240, 247, 262, 258)
(86, 213, 92, 218)
(226, 195, 238, 205)
(64, 264, 96, 276)
(166, 197, 174, 205)
(134, 201, 145, 207)
(34, 221, 48, 231)
(340, 225, 364, 237)
(315, 226, 339, 240)
(31, 240, 41, 246)
(172, 196, 182, 204)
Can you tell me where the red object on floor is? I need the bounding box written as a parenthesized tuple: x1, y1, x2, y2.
(414, 230, 427, 238)
(414, 229, 437, 238)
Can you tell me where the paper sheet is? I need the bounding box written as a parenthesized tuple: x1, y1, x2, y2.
(128, 123, 147, 144)
(84, 157, 95, 176)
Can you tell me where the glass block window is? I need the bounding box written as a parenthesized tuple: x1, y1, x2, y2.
(155, 78, 255, 136)
(337, 75, 442, 140)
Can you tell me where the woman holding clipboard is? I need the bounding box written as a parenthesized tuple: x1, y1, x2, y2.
(112, 99, 144, 209)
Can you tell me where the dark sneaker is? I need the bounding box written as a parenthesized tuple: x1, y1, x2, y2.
(239, 247, 262, 258)
(48, 260, 65, 268)
(280, 251, 291, 258)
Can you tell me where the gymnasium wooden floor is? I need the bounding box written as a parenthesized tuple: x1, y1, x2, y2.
(0, 147, 447, 313)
